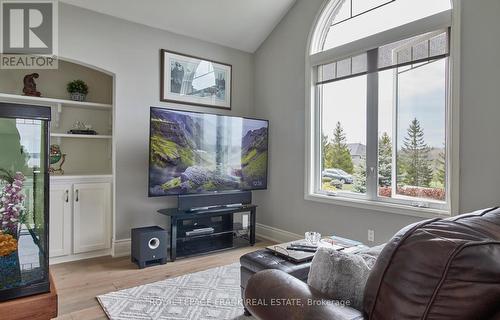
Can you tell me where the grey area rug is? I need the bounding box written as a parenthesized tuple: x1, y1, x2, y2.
(97, 263, 255, 320)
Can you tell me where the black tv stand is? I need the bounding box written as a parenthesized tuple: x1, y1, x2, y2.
(157, 204, 256, 261)
(185, 203, 243, 212)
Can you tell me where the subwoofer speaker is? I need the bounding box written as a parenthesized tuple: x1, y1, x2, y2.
(131, 226, 168, 268)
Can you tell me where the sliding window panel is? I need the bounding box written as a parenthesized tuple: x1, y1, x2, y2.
(392, 59, 448, 203)
(319, 76, 367, 195)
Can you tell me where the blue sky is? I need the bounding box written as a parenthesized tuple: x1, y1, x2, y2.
(397, 88, 446, 148)
(396, 60, 446, 148)
(322, 59, 446, 149)
(320, 0, 450, 149)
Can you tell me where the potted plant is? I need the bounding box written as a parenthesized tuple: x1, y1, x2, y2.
(67, 80, 89, 101)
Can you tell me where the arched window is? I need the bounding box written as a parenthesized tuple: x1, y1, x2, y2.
(305, 0, 458, 214)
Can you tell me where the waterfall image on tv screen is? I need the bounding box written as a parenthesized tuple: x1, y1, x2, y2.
(149, 107, 269, 196)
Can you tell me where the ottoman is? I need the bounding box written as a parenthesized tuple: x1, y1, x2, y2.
(240, 249, 312, 315)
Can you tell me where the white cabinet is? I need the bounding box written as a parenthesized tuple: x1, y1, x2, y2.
(49, 184, 72, 258)
(49, 176, 112, 263)
(73, 182, 111, 253)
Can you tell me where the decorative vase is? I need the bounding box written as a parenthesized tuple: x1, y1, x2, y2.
(70, 92, 86, 101)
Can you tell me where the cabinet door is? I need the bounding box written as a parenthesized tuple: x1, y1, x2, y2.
(73, 182, 111, 253)
(49, 184, 72, 258)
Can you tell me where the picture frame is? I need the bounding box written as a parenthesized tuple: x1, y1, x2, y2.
(160, 49, 232, 110)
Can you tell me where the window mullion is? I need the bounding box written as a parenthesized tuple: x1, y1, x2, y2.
(366, 49, 379, 200)
(315, 69, 323, 194)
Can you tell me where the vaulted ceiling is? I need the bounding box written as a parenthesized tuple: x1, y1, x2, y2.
(61, 0, 296, 52)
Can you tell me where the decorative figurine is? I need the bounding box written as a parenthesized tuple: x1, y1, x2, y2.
(68, 121, 98, 135)
(22, 73, 41, 97)
(49, 144, 66, 175)
(72, 121, 86, 131)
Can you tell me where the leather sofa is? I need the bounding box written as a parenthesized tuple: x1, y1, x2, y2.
(240, 249, 311, 315)
(244, 207, 500, 320)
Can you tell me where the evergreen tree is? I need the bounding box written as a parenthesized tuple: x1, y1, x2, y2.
(378, 132, 392, 187)
(324, 122, 354, 173)
(435, 147, 446, 187)
(400, 118, 433, 187)
(352, 161, 366, 193)
(321, 133, 332, 170)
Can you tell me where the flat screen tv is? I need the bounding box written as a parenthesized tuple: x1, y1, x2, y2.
(149, 107, 269, 196)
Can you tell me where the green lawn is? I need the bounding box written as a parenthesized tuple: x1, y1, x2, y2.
(321, 182, 354, 192)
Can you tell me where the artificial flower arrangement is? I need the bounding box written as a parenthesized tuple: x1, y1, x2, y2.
(0, 169, 26, 257)
(0, 232, 17, 257)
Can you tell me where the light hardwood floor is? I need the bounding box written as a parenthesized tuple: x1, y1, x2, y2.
(51, 240, 273, 320)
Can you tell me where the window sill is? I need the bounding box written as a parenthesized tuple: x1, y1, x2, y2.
(304, 193, 451, 219)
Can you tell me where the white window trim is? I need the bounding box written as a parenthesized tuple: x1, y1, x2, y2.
(304, 0, 461, 218)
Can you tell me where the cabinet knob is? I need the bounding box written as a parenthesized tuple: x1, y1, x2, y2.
(65, 190, 69, 203)
(75, 189, 79, 202)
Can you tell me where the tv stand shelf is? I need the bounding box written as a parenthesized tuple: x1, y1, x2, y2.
(178, 229, 249, 242)
(158, 205, 256, 261)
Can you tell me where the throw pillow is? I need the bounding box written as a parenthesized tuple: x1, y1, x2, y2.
(307, 246, 382, 310)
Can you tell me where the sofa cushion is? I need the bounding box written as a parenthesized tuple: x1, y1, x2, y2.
(307, 245, 383, 310)
(363, 207, 500, 320)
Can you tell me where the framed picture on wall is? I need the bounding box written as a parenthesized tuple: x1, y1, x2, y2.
(160, 49, 232, 110)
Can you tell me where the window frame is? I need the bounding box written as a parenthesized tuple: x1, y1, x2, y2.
(305, 0, 461, 217)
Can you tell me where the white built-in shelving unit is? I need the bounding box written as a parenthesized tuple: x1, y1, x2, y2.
(0, 60, 115, 264)
(0, 92, 112, 110)
(50, 133, 112, 139)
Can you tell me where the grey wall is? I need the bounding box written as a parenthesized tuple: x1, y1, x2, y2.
(253, 0, 500, 244)
(58, 3, 255, 240)
(57, 0, 500, 244)
(459, 0, 500, 212)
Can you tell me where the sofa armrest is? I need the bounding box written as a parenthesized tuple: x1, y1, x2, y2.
(244, 270, 365, 320)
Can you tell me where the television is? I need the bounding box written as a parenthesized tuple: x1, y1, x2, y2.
(148, 107, 269, 196)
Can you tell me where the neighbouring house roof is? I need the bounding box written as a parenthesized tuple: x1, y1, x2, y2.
(348, 143, 366, 157)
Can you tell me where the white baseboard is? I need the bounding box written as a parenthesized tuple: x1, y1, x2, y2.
(256, 223, 302, 243)
(49, 249, 111, 265)
(109, 224, 300, 258)
(112, 238, 131, 257)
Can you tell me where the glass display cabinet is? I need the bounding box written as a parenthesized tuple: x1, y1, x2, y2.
(0, 102, 51, 301)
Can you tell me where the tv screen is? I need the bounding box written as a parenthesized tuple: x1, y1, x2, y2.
(149, 107, 269, 196)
